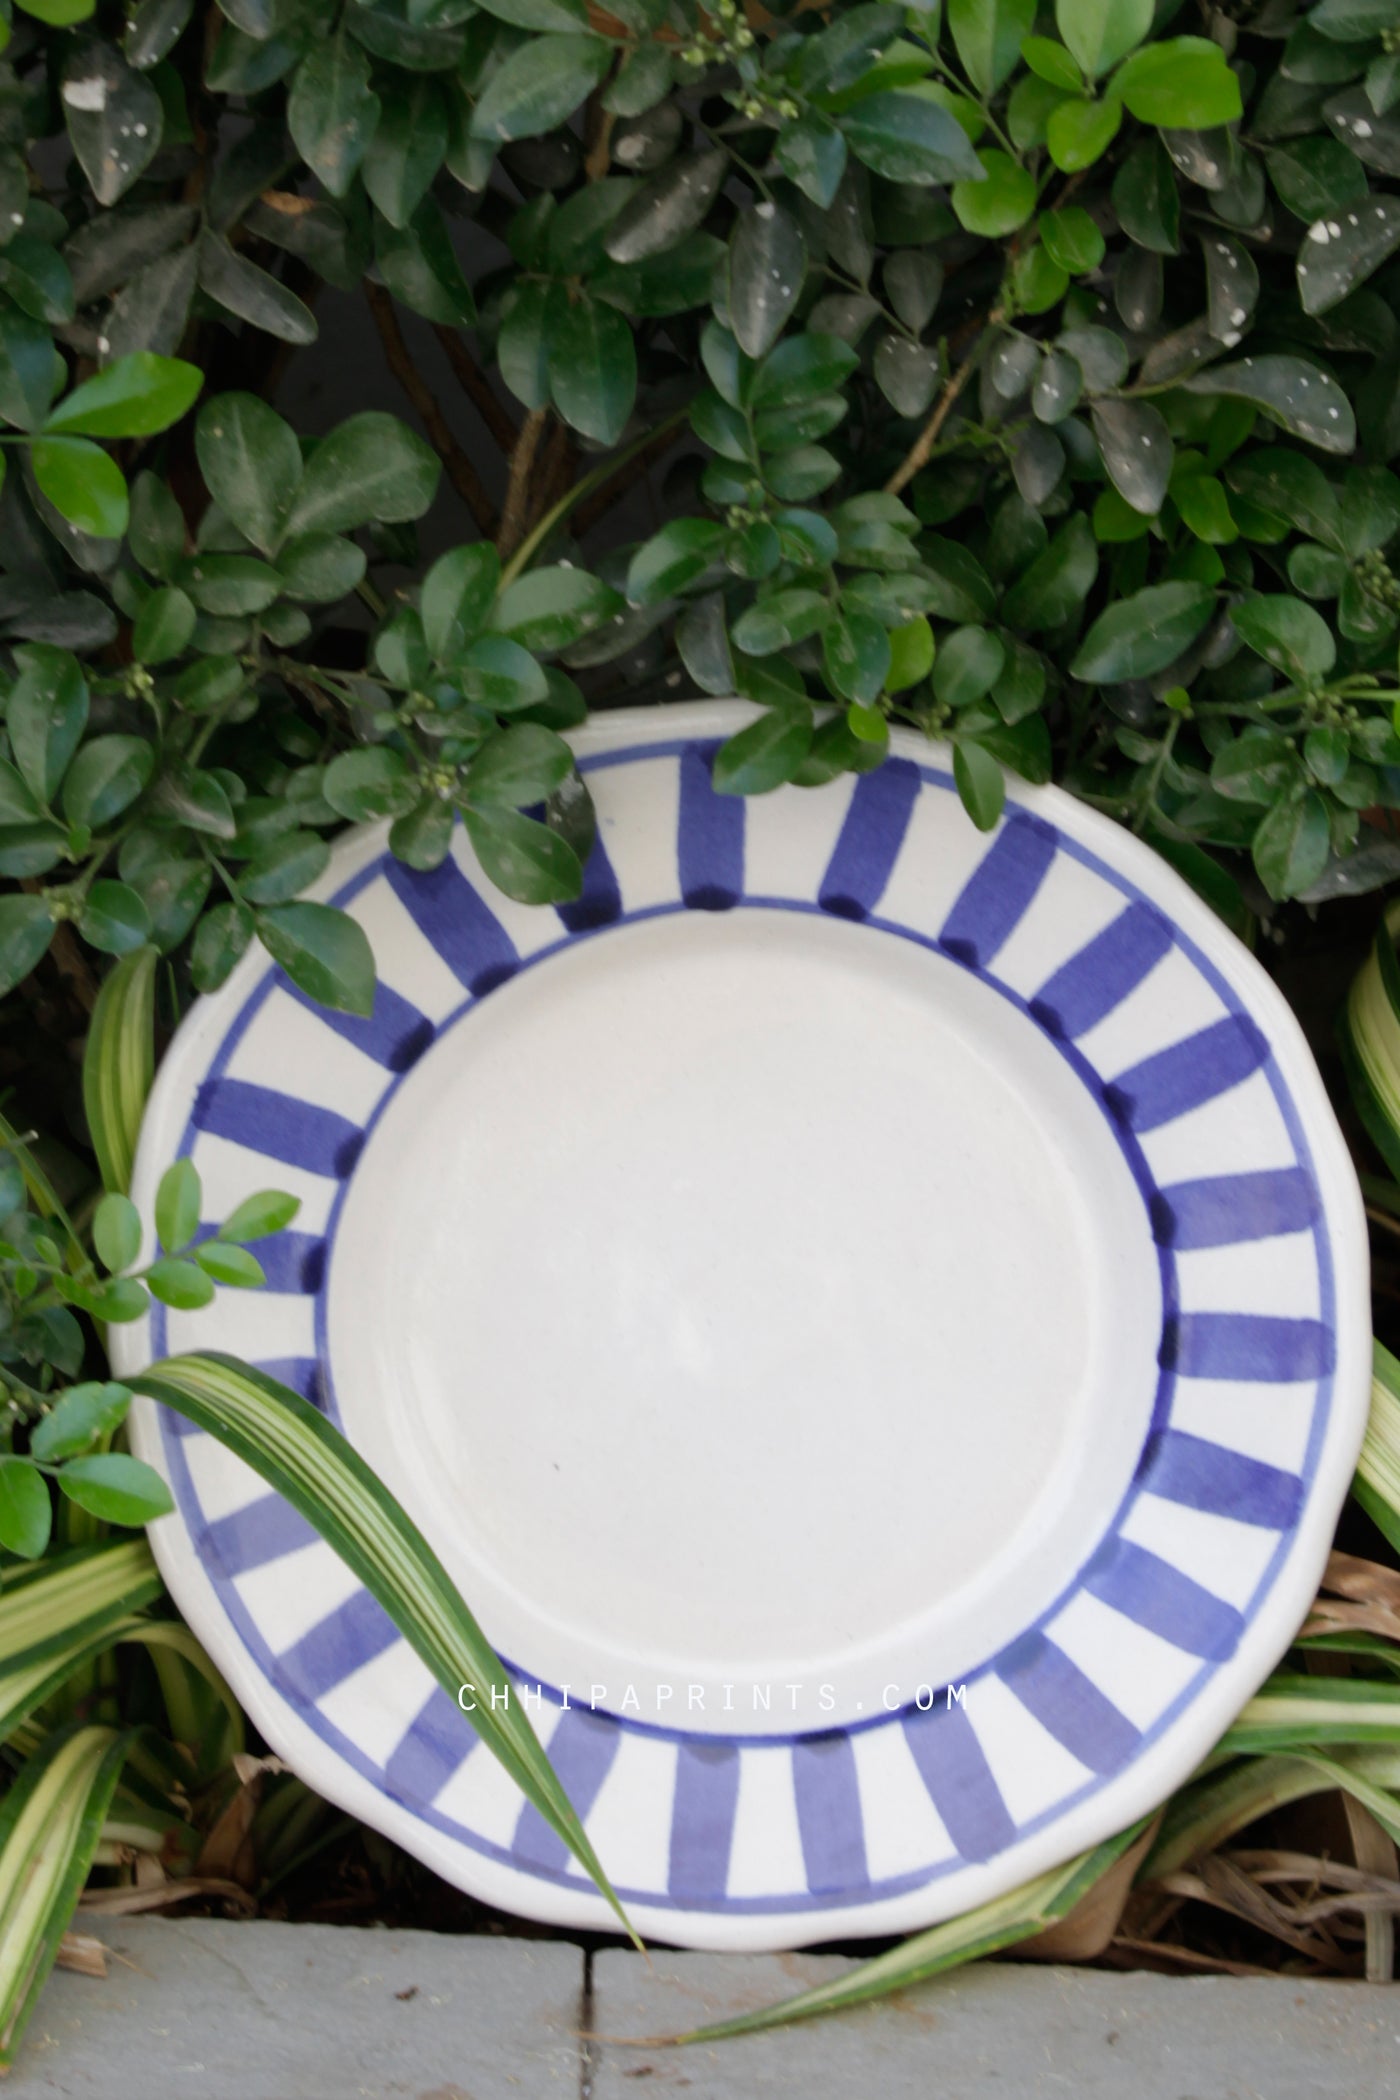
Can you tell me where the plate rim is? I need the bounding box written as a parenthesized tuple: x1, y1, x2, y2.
(113, 700, 1372, 1950)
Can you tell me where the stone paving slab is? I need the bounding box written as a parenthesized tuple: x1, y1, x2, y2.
(588, 1951, 1400, 2100)
(10, 1919, 584, 2100)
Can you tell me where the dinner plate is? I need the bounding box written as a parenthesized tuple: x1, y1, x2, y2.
(113, 701, 1370, 1950)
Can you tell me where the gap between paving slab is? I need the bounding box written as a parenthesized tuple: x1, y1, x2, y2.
(9, 1921, 1400, 2099)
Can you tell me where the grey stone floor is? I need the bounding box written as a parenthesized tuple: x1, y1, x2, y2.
(9, 1919, 1400, 2099)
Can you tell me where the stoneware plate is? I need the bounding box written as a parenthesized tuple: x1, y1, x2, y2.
(114, 701, 1370, 1950)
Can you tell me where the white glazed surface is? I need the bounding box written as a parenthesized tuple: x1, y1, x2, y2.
(112, 702, 1372, 1950)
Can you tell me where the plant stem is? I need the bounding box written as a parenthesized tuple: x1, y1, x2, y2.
(365, 283, 498, 538)
(885, 309, 1002, 495)
(498, 408, 690, 586)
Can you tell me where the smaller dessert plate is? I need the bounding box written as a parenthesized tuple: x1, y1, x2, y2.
(114, 703, 1370, 1950)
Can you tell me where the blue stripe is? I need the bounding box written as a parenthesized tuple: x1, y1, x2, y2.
(1161, 1313, 1333, 1382)
(557, 829, 622, 933)
(196, 1227, 324, 1294)
(1138, 1430, 1303, 1528)
(384, 1685, 477, 1806)
(386, 854, 518, 994)
(276, 1590, 399, 1704)
(1029, 902, 1173, 1039)
(939, 815, 1056, 969)
(1150, 1169, 1319, 1250)
(678, 743, 744, 909)
(902, 1701, 1015, 1863)
(818, 759, 921, 920)
(998, 1634, 1138, 1775)
(511, 1706, 621, 1874)
(202, 1491, 318, 1575)
(1105, 1015, 1269, 1132)
(1083, 1536, 1244, 1661)
(668, 1741, 741, 1900)
(253, 1357, 328, 1412)
(286, 978, 434, 1073)
(193, 1080, 363, 1178)
(792, 1733, 869, 1896)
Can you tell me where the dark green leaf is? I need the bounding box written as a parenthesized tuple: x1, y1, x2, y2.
(1070, 581, 1215, 681)
(61, 735, 153, 827)
(155, 1156, 200, 1253)
(469, 33, 610, 145)
(7, 646, 88, 805)
(728, 203, 806, 361)
(953, 739, 1006, 830)
(284, 414, 439, 538)
(712, 707, 813, 794)
(463, 722, 572, 807)
(491, 564, 624, 651)
(0, 1456, 50, 1559)
(61, 45, 164, 206)
(462, 803, 582, 902)
(546, 288, 635, 444)
(842, 92, 984, 184)
(58, 1451, 175, 1523)
(30, 439, 128, 538)
(195, 392, 301, 553)
(79, 879, 152, 955)
(1253, 790, 1331, 900)
(604, 149, 725, 264)
(257, 901, 375, 1016)
(1231, 595, 1337, 682)
(1182, 355, 1356, 453)
(288, 32, 380, 197)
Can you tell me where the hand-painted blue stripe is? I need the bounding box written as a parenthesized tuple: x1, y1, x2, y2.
(193, 1080, 363, 1178)
(203, 1491, 318, 1576)
(557, 829, 623, 933)
(1029, 902, 1173, 1039)
(510, 1706, 621, 1874)
(1083, 1536, 1245, 1661)
(998, 1633, 1138, 1775)
(276, 1590, 399, 1704)
(286, 978, 434, 1073)
(678, 743, 744, 909)
(792, 1732, 869, 1896)
(1150, 1169, 1320, 1250)
(383, 1685, 477, 1807)
(818, 758, 921, 920)
(386, 854, 518, 995)
(1161, 1313, 1333, 1382)
(668, 1741, 741, 1901)
(253, 1357, 328, 1412)
(195, 1227, 324, 1294)
(1104, 1015, 1269, 1132)
(938, 815, 1056, 969)
(902, 1701, 1015, 1863)
(1138, 1429, 1303, 1529)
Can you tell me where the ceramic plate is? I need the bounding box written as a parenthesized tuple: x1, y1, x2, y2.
(113, 702, 1370, 1950)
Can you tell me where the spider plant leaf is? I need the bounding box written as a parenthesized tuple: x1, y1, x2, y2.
(668, 1822, 1148, 2042)
(1356, 1340, 1400, 1558)
(81, 942, 157, 1195)
(128, 1351, 639, 1947)
(0, 1723, 131, 2070)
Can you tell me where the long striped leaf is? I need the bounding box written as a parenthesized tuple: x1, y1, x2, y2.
(130, 1352, 637, 1944)
(0, 1538, 161, 1674)
(0, 1724, 130, 2069)
(1217, 1674, 1400, 1755)
(1143, 1754, 1335, 1880)
(665, 1824, 1148, 2043)
(82, 944, 157, 1195)
(1357, 1341, 1400, 1557)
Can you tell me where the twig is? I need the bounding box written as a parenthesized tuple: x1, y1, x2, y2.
(365, 282, 497, 537)
(885, 305, 1003, 496)
(496, 405, 548, 560)
(574, 416, 689, 536)
(431, 324, 521, 458)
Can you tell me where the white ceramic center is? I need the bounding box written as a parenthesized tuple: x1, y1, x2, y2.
(327, 908, 1161, 1733)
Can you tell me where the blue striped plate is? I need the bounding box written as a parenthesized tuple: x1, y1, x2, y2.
(114, 703, 1370, 1950)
